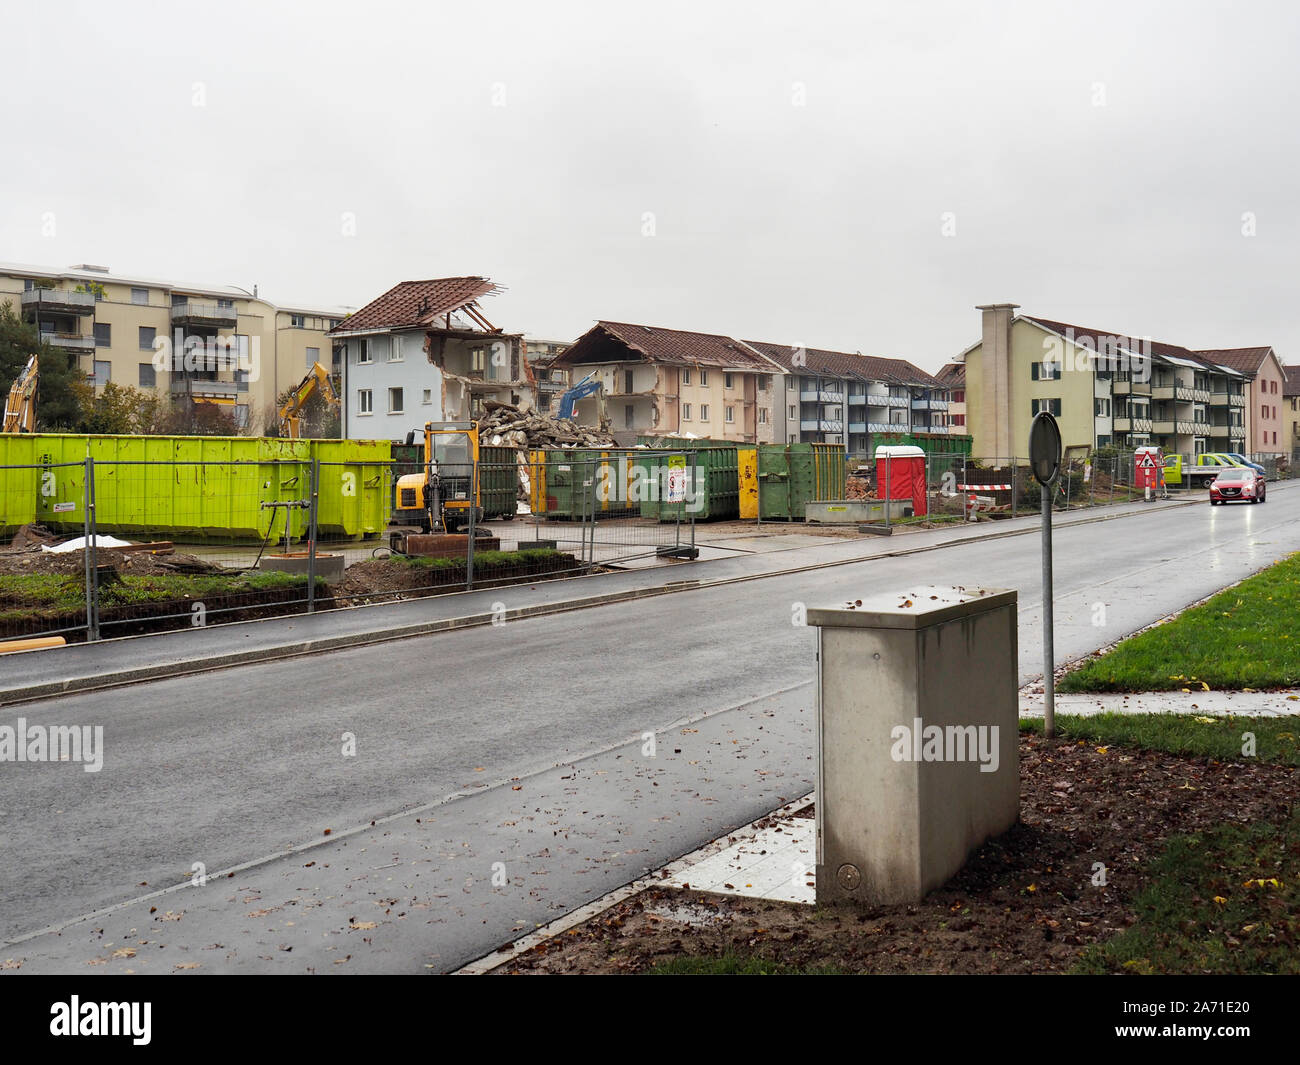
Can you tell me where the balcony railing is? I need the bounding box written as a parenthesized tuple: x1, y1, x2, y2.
(1231, 394, 1246, 407)
(847, 422, 867, 434)
(846, 393, 866, 405)
(1151, 420, 1176, 435)
(21, 288, 97, 316)
(170, 377, 240, 399)
(1209, 425, 1231, 437)
(170, 302, 238, 327)
(1114, 417, 1153, 433)
(799, 390, 844, 403)
(868, 422, 903, 432)
(1230, 425, 1246, 437)
(1152, 385, 1175, 400)
(41, 331, 96, 352)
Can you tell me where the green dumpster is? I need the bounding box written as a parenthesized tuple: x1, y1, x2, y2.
(637, 445, 739, 521)
(310, 438, 391, 538)
(759, 442, 847, 520)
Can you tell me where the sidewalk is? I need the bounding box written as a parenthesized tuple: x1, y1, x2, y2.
(0, 491, 1206, 703)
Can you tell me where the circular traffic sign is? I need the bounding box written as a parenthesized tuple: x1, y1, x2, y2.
(1029, 411, 1062, 486)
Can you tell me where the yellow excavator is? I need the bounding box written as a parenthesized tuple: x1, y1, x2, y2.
(394, 421, 482, 532)
(3, 354, 38, 433)
(277, 362, 340, 438)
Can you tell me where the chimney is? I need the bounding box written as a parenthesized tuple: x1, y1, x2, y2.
(975, 303, 1019, 459)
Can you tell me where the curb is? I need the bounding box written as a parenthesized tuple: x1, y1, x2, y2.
(0, 493, 1211, 703)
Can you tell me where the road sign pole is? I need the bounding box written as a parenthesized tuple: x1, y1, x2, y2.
(1041, 481, 1055, 738)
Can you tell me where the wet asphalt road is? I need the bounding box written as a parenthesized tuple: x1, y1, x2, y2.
(1, 485, 1297, 972)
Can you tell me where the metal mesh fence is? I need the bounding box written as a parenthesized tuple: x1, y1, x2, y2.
(0, 449, 702, 646)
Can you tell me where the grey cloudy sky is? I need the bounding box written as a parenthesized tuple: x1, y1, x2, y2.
(4, 0, 1298, 371)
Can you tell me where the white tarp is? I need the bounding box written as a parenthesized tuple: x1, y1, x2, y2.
(42, 535, 135, 554)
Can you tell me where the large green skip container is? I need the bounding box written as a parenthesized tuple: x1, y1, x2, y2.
(0, 436, 39, 537)
(31, 434, 312, 542)
(310, 438, 391, 539)
(479, 444, 518, 520)
(636, 445, 740, 522)
(758, 442, 847, 520)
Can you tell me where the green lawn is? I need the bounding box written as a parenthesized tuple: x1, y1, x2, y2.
(1020, 713, 1300, 766)
(1072, 813, 1300, 975)
(1058, 552, 1300, 692)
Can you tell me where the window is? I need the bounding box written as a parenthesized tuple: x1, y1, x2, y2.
(91, 361, 111, 386)
(471, 347, 485, 373)
(725, 406, 734, 422)
(787, 376, 796, 391)
(1031, 361, 1061, 381)
(1032, 398, 1062, 416)
(138, 363, 156, 388)
(329, 319, 341, 330)
(699, 370, 709, 386)
(625, 370, 635, 393)
(724, 373, 734, 389)
(138, 326, 156, 351)
(1263, 405, 1268, 421)
(131, 287, 148, 305)
(357, 340, 372, 365)
(422, 389, 433, 405)
(953, 414, 966, 426)
(682, 368, 691, 386)
(93, 323, 111, 347)
(290, 314, 305, 328)
(387, 339, 402, 363)
(789, 405, 796, 418)
(758, 374, 771, 390)
(358, 389, 373, 414)
(235, 369, 249, 393)
(1094, 397, 1110, 417)
(388, 387, 404, 414)
(306, 346, 320, 367)
(759, 408, 768, 424)
(217, 298, 234, 310)
(700, 403, 710, 420)
(682, 403, 692, 420)
(954, 390, 965, 403)
(235, 404, 250, 429)
(625, 404, 635, 428)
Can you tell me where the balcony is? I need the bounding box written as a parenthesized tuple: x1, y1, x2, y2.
(883, 395, 910, 407)
(1152, 385, 1175, 400)
(1230, 425, 1246, 438)
(800, 419, 843, 433)
(41, 331, 96, 354)
(1193, 421, 1212, 435)
(1231, 394, 1246, 407)
(1209, 392, 1231, 406)
(1113, 417, 1153, 433)
(170, 302, 238, 328)
(911, 397, 949, 410)
(1173, 386, 1198, 402)
(799, 390, 844, 403)
(1151, 420, 1176, 435)
(1192, 388, 1211, 403)
(848, 421, 867, 434)
(171, 377, 240, 400)
(1209, 424, 1231, 438)
(868, 422, 903, 432)
(21, 288, 96, 317)
(846, 393, 866, 405)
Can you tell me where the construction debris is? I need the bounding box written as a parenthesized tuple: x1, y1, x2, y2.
(478, 401, 616, 449)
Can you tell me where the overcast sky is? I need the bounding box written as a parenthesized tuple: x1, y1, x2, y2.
(4, 0, 1298, 371)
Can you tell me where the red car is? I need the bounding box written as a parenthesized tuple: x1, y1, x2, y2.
(1209, 467, 1266, 505)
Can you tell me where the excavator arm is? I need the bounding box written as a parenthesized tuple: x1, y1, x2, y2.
(278, 362, 340, 438)
(3, 355, 38, 434)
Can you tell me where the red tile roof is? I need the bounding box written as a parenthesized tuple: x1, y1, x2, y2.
(744, 341, 943, 388)
(1283, 365, 1300, 397)
(556, 322, 781, 371)
(1192, 346, 1274, 377)
(936, 362, 965, 388)
(329, 277, 502, 335)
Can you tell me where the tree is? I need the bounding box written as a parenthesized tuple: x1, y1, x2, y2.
(0, 300, 93, 430)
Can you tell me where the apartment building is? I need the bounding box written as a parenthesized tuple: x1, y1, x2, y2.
(746, 342, 951, 452)
(1, 262, 345, 431)
(936, 363, 966, 431)
(551, 322, 780, 444)
(1196, 346, 1289, 456)
(1285, 366, 1300, 458)
(328, 277, 530, 439)
(960, 304, 1253, 460)
(524, 337, 571, 413)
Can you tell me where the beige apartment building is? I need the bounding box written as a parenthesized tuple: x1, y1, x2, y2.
(959, 304, 1253, 461)
(1, 262, 348, 432)
(552, 321, 780, 444)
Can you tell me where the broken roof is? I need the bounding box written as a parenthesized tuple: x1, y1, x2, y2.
(328, 277, 503, 336)
(936, 362, 965, 388)
(556, 321, 781, 371)
(744, 340, 944, 389)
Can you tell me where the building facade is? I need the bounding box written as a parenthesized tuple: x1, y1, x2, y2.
(552, 322, 780, 444)
(1, 261, 345, 432)
(328, 277, 530, 440)
(959, 304, 1253, 460)
(747, 342, 950, 453)
(1197, 347, 1289, 456)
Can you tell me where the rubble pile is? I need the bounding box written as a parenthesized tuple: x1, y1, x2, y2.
(478, 401, 617, 449)
(846, 467, 874, 501)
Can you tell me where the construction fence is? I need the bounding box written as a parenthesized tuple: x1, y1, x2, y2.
(0, 450, 701, 647)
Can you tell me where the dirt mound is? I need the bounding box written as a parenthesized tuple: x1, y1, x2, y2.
(0, 546, 223, 577)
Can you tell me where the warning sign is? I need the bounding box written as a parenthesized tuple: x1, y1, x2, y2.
(665, 455, 688, 503)
(1138, 455, 1157, 469)
(52, 502, 76, 513)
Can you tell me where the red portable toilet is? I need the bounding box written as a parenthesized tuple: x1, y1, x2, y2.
(1134, 445, 1164, 499)
(875, 445, 928, 517)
